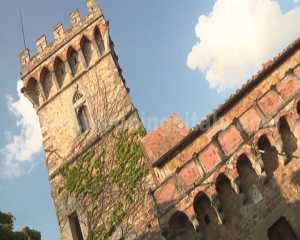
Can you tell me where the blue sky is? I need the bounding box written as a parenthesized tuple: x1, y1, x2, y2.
(0, 0, 300, 239)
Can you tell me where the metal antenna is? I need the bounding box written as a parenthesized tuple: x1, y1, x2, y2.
(19, 9, 27, 49)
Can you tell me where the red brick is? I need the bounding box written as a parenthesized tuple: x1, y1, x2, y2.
(277, 75, 300, 100)
(218, 125, 243, 155)
(141, 113, 189, 165)
(154, 178, 178, 206)
(200, 144, 222, 172)
(258, 91, 282, 116)
(239, 108, 262, 134)
(178, 160, 200, 187)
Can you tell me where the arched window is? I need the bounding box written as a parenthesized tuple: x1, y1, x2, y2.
(194, 193, 218, 226)
(27, 78, 40, 107)
(278, 117, 297, 160)
(297, 101, 300, 116)
(94, 27, 104, 55)
(80, 37, 92, 66)
(40, 68, 52, 99)
(237, 154, 260, 204)
(257, 135, 279, 176)
(67, 48, 79, 76)
(216, 174, 239, 218)
(54, 57, 65, 88)
(77, 105, 90, 133)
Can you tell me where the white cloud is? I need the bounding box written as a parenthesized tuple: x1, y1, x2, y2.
(0, 80, 42, 178)
(187, 0, 300, 91)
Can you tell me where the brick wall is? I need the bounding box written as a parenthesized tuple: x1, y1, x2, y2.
(142, 41, 300, 239)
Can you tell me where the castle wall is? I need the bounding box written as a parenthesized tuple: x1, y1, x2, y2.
(142, 41, 300, 239)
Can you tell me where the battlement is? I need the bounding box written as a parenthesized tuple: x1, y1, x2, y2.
(19, 0, 102, 77)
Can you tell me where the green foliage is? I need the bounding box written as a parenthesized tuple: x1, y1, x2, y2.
(0, 211, 41, 240)
(112, 129, 146, 193)
(62, 126, 148, 240)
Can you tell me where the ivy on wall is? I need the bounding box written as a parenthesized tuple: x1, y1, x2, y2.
(62, 126, 148, 240)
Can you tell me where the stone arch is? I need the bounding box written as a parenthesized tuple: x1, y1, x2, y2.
(254, 129, 277, 148)
(26, 78, 40, 107)
(237, 154, 261, 204)
(215, 173, 239, 221)
(193, 191, 222, 239)
(275, 109, 298, 133)
(231, 146, 264, 178)
(193, 192, 219, 226)
(94, 26, 104, 55)
(278, 115, 297, 160)
(257, 134, 279, 175)
(80, 36, 92, 66)
(168, 211, 198, 240)
(54, 57, 66, 88)
(40, 67, 53, 99)
(297, 101, 300, 116)
(67, 47, 79, 76)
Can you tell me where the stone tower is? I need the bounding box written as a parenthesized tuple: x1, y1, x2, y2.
(19, 1, 148, 239)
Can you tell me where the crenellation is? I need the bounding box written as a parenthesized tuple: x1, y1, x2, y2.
(19, 1, 104, 78)
(53, 23, 64, 41)
(86, 0, 101, 14)
(69, 10, 81, 27)
(36, 35, 48, 54)
(19, 48, 30, 67)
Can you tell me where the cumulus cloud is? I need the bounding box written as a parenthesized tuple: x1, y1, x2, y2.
(187, 0, 300, 90)
(0, 80, 42, 178)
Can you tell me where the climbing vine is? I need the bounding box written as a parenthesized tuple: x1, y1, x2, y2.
(62, 126, 147, 240)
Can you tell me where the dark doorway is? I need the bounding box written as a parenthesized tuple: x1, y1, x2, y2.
(69, 212, 84, 240)
(268, 217, 298, 240)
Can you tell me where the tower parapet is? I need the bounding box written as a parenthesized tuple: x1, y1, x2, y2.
(19, 0, 103, 78)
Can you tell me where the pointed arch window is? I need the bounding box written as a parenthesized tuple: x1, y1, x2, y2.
(77, 105, 90, 133)
(94, 27, 104, 55)
(73, 90, 91, 133)
(80, 37, 92, 66)
(67, 48, 79, 76)
(40, 68, 52, 99)
(27, 78, 40, 107)
(54, 57, 66, 88)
